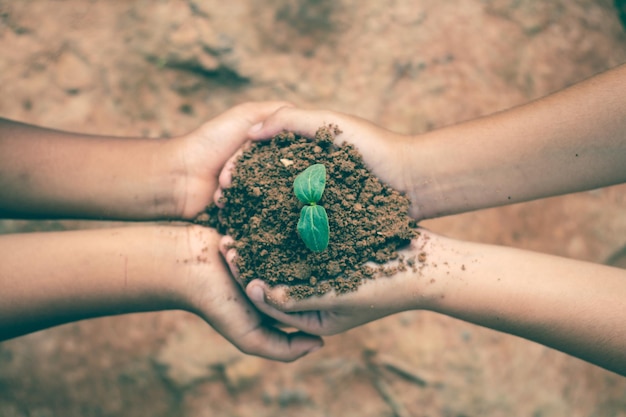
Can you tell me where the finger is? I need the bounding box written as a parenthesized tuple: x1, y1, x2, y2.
(224, 248, 239, 281)
(214, 145, 244, 207)
(218, 236, 240, 279)
(236, 327, 324, 362)
(245, 282, 326, 333)
(200, 102, 295, 168)
(235, 101, 295, 134)
(213, 292, 323, 361)
(247, 107, 336, 141)
(219, 235, 236, 257)
(218, 146, 244, 189)
(249, 279, 342, 313)
(213, 187, 224, 208)
(215, 101, 295, 132)
(251, 265, 409, 315)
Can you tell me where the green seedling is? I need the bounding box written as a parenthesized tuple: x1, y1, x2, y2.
(294, 163, 329, 252)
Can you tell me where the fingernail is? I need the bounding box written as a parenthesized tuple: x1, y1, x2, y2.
(248, 122, 263, 134)
(249, 285, 265, 302)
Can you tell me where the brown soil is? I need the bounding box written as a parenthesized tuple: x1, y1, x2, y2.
(197, 125, 416, 298)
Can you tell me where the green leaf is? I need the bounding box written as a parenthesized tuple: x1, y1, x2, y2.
(294, 163, 326, 204)
(297, 205, 329, 252)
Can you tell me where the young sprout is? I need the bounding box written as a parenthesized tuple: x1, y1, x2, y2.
(294, 163, 329, 252)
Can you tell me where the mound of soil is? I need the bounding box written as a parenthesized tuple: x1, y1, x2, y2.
(197, 125, 416, 299)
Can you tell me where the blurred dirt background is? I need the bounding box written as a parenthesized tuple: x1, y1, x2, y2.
(1, 1, 626, 416)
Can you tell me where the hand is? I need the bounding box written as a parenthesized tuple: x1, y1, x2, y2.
(169, 101, 293, 220)
(179, 226, 323, 360)
(244, 106, 422, 218)
(218, 230, 439, 336)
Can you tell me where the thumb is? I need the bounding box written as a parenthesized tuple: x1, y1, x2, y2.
(246, 280, 330, 335)
(247, 106, 335, 141)
(196, 101, 295, 164)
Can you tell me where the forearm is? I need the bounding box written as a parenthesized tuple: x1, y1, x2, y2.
(414, 232, 626, 375)
(0, 226, 194, 340)
(0, 119, 184, 220)
(408, 64, 626, 219)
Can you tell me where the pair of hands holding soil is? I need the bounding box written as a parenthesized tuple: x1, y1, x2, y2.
(212, 107, 435, 338)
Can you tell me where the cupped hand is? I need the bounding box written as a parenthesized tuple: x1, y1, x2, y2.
(170, 101, 293, 220)
(244, 106, 420, 217)
(218, 230, 439, 336)
(180, 225, 322, 361)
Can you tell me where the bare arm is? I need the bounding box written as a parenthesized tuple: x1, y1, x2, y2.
(0, 118, 182, 220)
(420, 233, 626, 375)
(240, 229, 626, 375)
(409, 63, 626, 218)
(0, 226, 184, 339)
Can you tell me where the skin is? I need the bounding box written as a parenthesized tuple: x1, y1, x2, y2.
(0, 102, 323, 361)
(218, 64, 626, 375)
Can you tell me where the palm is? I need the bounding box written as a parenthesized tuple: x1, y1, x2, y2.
(243, 250, 418, 337)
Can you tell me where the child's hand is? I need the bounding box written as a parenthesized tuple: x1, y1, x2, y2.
(177, 226, 323, 360)
(218, 230, 440, 336)
(244, 106, 422, 218)
(171, 101, 293, 219)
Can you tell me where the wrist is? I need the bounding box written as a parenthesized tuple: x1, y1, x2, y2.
(398, 132, 450, 221)
(362, 132, 425, 220)
(161, 133, 223, 221)
(83, 225, 194, 314)
(148, 138, 189, 220)
(400, 230, 469, 312)
(104, 225, 222, 314)
(139, 225, 193, 310)
(392, 134, 430, 220)
(169, 225, 224, 315)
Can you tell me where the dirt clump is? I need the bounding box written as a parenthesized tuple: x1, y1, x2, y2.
(198, 125, 416, 299)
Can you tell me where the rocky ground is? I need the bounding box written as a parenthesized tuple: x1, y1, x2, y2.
(1, 1, 625, 416)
